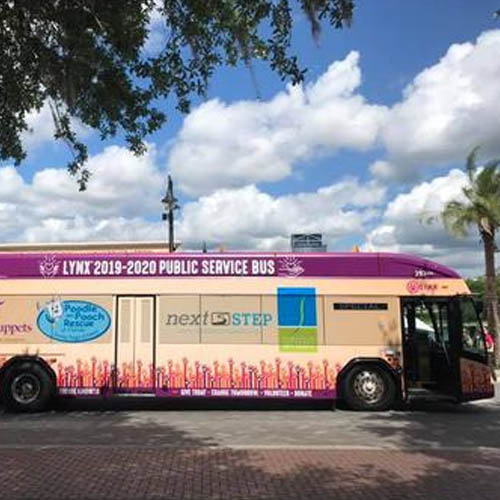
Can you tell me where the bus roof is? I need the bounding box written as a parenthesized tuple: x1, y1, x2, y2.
(0, 241, 177, 253)
(0, 250, 461, 280)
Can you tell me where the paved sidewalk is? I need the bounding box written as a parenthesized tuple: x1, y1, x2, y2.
(1, 447, 499, 500)
(2, 393, 500, 499)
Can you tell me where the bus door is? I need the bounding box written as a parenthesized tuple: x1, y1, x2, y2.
(457, 297, 494, 401)
(401, 297, 460, 398)
(115, 296, 156, 393)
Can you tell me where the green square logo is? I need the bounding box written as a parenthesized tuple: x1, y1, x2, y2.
(279, 327, 318, 352)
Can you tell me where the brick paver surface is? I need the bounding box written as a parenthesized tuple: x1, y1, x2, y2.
(0, 447, 498, 500)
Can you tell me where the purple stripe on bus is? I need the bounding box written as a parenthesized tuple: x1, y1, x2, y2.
(59, 387, 336, 399)
(0, 252, 460, 279)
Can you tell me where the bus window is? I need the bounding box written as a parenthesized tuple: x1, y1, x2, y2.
(431, 302, 450, 346)
(413, 301, 450, 348)
(460, 298, 487, 358)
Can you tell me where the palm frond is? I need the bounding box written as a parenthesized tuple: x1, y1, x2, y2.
(442, 200, 477, 237)
(482, 158, 500, 171)
(476, 164, 500, 195)
(440, 147, 500, 243)
(466, 145, 481, 182)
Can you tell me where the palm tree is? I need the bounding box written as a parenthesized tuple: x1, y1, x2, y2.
(442, 147, 500, 366)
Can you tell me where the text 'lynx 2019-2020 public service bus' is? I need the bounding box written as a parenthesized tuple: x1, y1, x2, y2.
(0, 244, 493, 412)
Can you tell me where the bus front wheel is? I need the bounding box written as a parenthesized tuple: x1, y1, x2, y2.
(341, 364, 396, 411)
(2, 362, 54, 412)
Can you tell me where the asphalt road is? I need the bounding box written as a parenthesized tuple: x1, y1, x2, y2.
(1, 390, 500, 499)
(0, 388, 499, 450)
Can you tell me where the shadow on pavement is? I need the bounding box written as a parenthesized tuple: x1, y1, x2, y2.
(0, 445, 497, 499)
(50, 396, 334, 412)
(359, 399, 500, 448)
(0, 398, 499, 498)
(0, 397, 333, 448)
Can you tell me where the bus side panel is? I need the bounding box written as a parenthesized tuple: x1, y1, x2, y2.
(151, 293, 402, 399)
(460, 358, 494, 401)
(0, 295, 115, 396)
(1, 292, 403, 401)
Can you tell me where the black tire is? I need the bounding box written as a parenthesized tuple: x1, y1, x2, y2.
(2, 362, 54, 412)
(341, 364, 396, 411)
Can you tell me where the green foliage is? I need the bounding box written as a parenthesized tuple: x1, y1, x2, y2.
(466, 275, 487, 323)
(467, 275, 487, 299)
(466, 274, 500, 302)
(442, 147, 500, 239)
(0, 0, 354, 189)
(442, 148, 500, 359)
(466, 274, 500, 324)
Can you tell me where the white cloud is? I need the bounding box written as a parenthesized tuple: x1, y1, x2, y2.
(22, 216, 161, 244)
(0, 145, 165, 242)
(364, 169, 484, 276)
(32, 144, 163, 219)
(168, 30, 500, 195)
(369, 160, 398, 180)
(0, 155, 385, 252)
(383, 169, 468, 219)
(178, 179, 385, 250)
(7, 28, 500, 272)
(22, 104, 56, 150)
(382, 30, 500, 174)
(364, 30, 500, 273)
(21, 29, 500, 197)
(168, 51, 388, 196)
(21, 102, 91, 155)
(17, 28, 500, 197)
(143, 0, 168, 54)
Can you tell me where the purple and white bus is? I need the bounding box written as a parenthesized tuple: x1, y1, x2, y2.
(0, 243, 493, 411)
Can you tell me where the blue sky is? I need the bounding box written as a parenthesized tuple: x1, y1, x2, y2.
(2, 1, 500, 277)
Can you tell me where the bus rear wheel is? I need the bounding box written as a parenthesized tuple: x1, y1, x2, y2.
(2, 362, 54, 412)
(342, 364, 396, 411)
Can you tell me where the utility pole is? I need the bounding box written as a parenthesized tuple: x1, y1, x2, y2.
(161, 175, 179, 252)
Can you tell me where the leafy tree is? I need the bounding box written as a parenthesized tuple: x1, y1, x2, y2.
(466, 273, 500, 322)
(466, 274, 500, 302)
(442, 147, 500, 365)
(0, 0, 354, 190)
(466, 276, 487, 302)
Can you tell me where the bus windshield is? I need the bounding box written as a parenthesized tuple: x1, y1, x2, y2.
(460, 297, 487, 359)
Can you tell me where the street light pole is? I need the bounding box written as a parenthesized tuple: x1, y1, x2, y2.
(161, 175, 179, 252)
(168, 205, 174, 252)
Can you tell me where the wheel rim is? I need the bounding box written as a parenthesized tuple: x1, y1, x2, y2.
(352, 370, 385, 405)
(11, 374, 41, 405)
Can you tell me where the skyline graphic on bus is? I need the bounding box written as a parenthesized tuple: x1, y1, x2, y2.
(277, 287, 317, 352)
